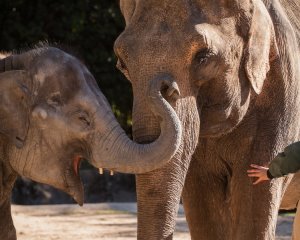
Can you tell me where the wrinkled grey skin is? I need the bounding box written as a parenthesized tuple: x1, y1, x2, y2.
(0, 57, 31, 148)
(0, 47, 182, 240)
(0, 57, 31, 240)
(116, 0, 300, 239)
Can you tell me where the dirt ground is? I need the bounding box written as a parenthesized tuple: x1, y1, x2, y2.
(12, 203, 293, 240)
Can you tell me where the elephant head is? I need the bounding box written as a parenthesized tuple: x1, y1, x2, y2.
(4, 47, 181, 206)
(0, 56, 32, 148)
(115, 0, 277, 238)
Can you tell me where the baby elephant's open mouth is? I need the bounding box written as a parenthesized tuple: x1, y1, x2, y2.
(73, 155, 82, 177)
(63, 154, 85, 206)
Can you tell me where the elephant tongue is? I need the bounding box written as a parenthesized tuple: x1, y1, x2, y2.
(73, 155, 82, 176)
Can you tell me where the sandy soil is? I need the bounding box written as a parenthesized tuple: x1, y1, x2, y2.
(11, 203, 293, 240)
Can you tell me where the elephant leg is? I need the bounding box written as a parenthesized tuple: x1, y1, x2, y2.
(230, 167, 284, 240)
(182, 156, 231, 240)
(0, 197, 16, 240)
(183, 155, 284, 240)
(293, 203, 300, 240)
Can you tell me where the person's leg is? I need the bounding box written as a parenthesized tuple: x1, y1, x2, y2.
(292, 202, 300, 240)
(281, 172, 300, 240)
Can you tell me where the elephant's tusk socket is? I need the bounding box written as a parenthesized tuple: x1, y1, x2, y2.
(99, 168, 103, 174)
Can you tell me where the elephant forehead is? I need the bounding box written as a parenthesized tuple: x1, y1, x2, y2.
(120, 1, 238, 54)
(33, 60, 63, 85)
(33, 53, 80, 82)
(132, 0, 238, 24)
(142, 0, 191, 20)
(33, 63, 88, 102)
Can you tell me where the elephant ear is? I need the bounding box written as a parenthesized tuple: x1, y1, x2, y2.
(0, 70, 28, 86)
(244, 0, 277, 95)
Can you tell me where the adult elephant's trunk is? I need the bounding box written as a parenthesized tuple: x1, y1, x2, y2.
(134, 95, 200, 239)
(90, 77, 182, 174)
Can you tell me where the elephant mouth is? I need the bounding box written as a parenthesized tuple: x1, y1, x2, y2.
(63, 154, 84, 206)
(59, 140, 93, 206)
(73, 155, 82, 176)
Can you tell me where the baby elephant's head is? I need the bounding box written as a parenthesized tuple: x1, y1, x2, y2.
(4, 47, 181, 205)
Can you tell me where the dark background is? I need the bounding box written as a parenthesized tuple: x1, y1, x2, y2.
(0, 0, 136, 204)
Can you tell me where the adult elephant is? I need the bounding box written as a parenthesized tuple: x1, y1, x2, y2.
(115, 0, 300, 239)
(0, 46, 182, 240)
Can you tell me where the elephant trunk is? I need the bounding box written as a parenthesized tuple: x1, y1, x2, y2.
(90, 77, 182, 174)
(135, 96, 200, 239)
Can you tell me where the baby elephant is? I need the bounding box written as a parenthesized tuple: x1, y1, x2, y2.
(0, 46, 182, 239)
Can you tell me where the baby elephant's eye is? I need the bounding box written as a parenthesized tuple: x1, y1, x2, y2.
(78, 115, 91, 127)
(72, 110, 92, 129)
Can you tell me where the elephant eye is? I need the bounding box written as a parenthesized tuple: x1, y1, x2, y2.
(194, 49, 214, 66)
(79, 116, 90, 125)
(116, 58, 131, 81)
(71, 110, 92, 129)
(78, 114, 91, 129)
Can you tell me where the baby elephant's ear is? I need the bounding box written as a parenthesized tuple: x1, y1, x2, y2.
(0, 70, 30, 149)
(0, 70, 27, 85)
(244, 1, 277, 95)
